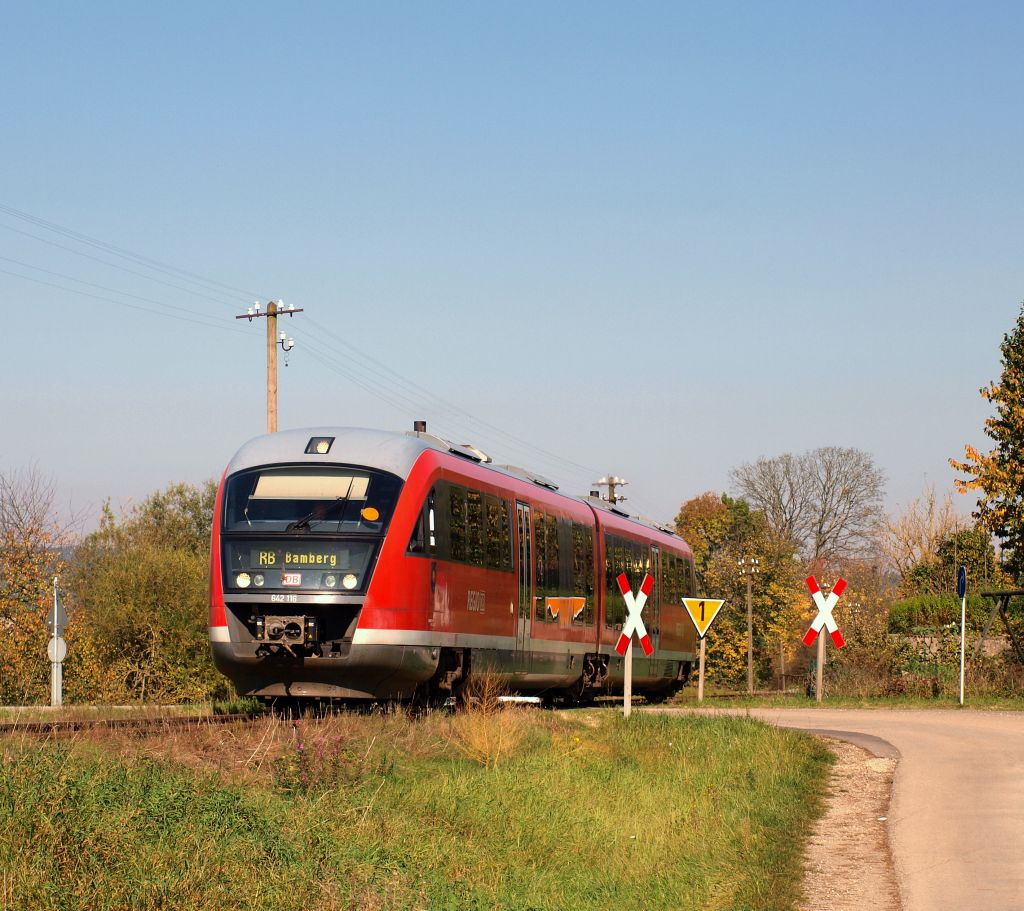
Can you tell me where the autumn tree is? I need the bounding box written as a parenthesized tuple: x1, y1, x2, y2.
(950, 303, 1024, 581)
(0, 467, 67, 703)
(675, 492, 759, 588)
(675, 492, 805, 684)
(731, 447, 886, 563)
(65, 480, 226, 703)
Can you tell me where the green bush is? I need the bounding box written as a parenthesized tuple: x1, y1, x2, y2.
(64, 481, 227, 704)
(888, 593, 990, 633)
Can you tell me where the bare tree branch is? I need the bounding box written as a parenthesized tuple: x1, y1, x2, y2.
(728, 453, 812, 551)
(731, 447, 886, 562)
(0, 465, 66, 621)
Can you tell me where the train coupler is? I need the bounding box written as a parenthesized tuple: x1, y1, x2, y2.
(253, 615, 319, 657)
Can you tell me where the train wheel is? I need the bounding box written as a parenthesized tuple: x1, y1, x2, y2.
(642, 687, 672, 705)
(269, 697, 307, 719)
(559, 676, 593, 708)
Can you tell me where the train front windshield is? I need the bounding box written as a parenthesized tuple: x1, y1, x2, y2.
(221, 466, 402, 593)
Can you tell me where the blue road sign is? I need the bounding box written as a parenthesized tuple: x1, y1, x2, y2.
(957, 565, 967, 599)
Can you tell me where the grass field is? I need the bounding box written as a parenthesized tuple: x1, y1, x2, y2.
(1, 708, 831, 911)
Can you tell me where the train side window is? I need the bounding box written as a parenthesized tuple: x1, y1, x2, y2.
(466, 488, 485, 566)
(637, 540, 649, 583)
(406, 488, 436, 555)
(480, 495, 514, 573)
(407, 512, 424, 553)
(485, 497, 501, 568)
(546, 514, 560, 603)
(572, 522, 595, 624)
(500, 499, 513, 571)
(662, 552, 675, 604)
(604, 534, 651, 628)
(557, 517, 572, 598)
(604, 534, 625, 628)
(428, 492, 436, 550)
(533, 509, 547, 620)
(450, 486, 467, 563)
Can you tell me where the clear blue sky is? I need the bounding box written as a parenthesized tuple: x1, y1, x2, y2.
(1, 1, 1020, 530)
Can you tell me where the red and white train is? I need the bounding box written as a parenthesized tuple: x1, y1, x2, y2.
(209, 426, 698, 704)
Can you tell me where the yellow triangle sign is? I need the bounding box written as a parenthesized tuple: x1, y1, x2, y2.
(682, 598, 726, 639)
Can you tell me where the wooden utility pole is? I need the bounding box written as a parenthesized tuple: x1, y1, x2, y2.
(593, 476, 628, 505)
(813, 579, 833, 704)
(266, 301, 279, 433)
(236, 300, 303, 432)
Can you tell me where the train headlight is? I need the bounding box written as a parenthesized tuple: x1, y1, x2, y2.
(323, 573, 338, 589)
(236, 572, 251, 589)
(253, 573, 265, 587)
(342, 573, 358, 590)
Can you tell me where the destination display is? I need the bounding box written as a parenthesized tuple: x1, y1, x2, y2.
(222, 540, 374, 591)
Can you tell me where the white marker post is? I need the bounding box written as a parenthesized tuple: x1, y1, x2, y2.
(682, 598, 726, 703)
(615, 573, 654, 719)
(48, 577, 68, 708)
(958, 565, 967, 705)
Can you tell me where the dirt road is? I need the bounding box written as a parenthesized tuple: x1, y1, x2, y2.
(745, 708, 1024, 911)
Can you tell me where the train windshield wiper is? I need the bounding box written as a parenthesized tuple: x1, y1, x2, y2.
(286, 497, 346, 532)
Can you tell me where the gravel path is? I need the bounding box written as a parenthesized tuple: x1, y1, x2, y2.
(799, 738, 900, 911)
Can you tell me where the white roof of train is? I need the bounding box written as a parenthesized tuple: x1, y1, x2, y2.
(224, 427, 682, 541)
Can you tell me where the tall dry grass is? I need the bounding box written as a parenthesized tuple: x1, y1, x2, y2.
(446, 673, 531, 769)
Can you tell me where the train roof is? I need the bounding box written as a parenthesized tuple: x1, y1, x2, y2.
(224, 426, 445, 480)
(224, 426, 684, 544)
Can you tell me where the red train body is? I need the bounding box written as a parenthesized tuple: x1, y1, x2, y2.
(209, 427, 698, 703)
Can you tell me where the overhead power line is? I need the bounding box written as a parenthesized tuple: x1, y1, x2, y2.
(303, 315, 606, 481)
(293, 327, 610, 496)
(0, 254, 243, 324)
(0, 221, 247, 309)
(0, 201, 264, 302)
(0, 266, 249, 335)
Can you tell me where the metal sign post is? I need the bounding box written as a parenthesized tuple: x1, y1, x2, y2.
(47, 577, 68, 708)
(958, 565, 967, 705)
(615, 574, 654, 719)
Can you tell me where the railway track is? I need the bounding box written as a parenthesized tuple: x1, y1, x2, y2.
(0, 712, 260, 736)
